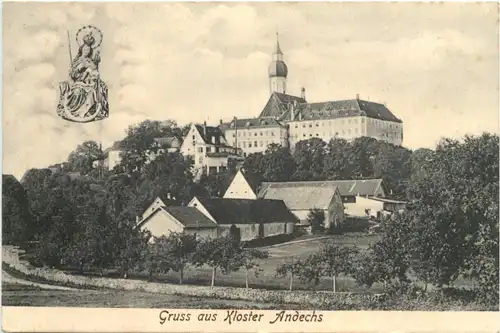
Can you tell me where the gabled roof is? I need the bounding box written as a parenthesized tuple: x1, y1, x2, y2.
(138, 206, 217, 229)
(258, 179, 386, 198)
(364, 196, 406, 204)
(282, 99, 402, 123)
(240, 170, 265, 194)
(153, 136, 182, 148)
(194, 124, 225, 145)
(259, 185, 339, 211)
(220, 117, 285, 131)
(193, 197, 298, 225)
(163, 206, 217, 228)
(258, 92, 306, 119)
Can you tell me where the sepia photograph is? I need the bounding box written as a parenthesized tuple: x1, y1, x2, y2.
(2, 2, 499, 331)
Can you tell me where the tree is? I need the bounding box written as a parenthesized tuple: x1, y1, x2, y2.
(407, 134, 499, 293)
(117, 120, 187, 175)
(2, 175, 32, 244)
(242, 152, 265, 175)
(293, 138, 326, 181)
(369, 214, 412, 287)
(159, 232, 199, 284)
(260, 144, 295, 182)
(323, 138, 351, 180)
(21, 168, 54, 239)
(139, 151, 195, 206)
(35, 186, 78, 268)
(198, 171, 234, 198)
(236, 246, 269, 288)
(347, 137, 379, 179)
(317, 242, 359, 292)
(292, 253, 323, 288)
(194, 236, 244, 287)
(67, 141, 103, 175)
(64, 203, 112, 274)
(307, 208, 325, 234)
(276, 257, 302, 291)
(371, 143, 412, 199)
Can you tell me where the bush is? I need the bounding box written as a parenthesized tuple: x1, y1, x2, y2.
(307, 209, 325, 234)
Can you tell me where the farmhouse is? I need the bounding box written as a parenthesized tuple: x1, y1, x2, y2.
(138, 206, 218, 240)
(350, 196, 407, 219)
(257, 183, 345, 229)
(140, 195, 180, 221)
(223, 169, 264, 200)
(188, 197, 298, 242)
(257, 178, 389, 219)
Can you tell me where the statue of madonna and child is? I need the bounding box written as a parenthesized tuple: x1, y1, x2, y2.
(57, 26, 109, 123)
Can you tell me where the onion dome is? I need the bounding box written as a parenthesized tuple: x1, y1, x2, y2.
(268, 34, 288, 78)
(268, 60, 288, 78)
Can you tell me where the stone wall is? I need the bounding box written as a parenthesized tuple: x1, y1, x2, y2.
(2, 246, 384, 308)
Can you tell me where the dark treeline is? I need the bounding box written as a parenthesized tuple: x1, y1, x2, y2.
(2, 119, 498, 304)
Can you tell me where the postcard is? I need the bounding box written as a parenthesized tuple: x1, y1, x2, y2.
(2, 1, 499, 332)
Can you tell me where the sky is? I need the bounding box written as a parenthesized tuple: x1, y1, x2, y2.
(3, 2, 499, 180)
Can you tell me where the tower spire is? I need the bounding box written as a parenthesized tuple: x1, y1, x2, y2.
(268, 31, 288, 95)
(275, 31, 283, 55)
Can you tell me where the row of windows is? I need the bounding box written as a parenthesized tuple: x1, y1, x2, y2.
(290, 118, 400, 129)
(197, 146, 224, 153)
(293, 118, 365, 129)
(237, 140, 275, 148)
(231, 130, 278, 137)
(290, 128, 360, 139)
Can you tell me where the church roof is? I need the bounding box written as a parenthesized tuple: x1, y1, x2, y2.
(258, 92, 307, 119)
(282, 99, 402, 123)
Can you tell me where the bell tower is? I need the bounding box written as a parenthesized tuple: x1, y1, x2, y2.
(268, 33, 288, 94)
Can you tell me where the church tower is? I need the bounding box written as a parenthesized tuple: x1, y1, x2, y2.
(268, 33, 288, 94)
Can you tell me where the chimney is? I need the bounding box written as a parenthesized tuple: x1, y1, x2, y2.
(356, 93, 360, 100)
(203, 121, 207, 137)
(219, 119, 223, 125)
(301, 87, 306, 100)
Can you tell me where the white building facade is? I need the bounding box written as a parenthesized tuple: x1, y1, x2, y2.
(220, 35, 404, 154)
(180, 123, 243, 174)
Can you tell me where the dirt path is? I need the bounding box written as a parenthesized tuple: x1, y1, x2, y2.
(2, 270, 80, 291)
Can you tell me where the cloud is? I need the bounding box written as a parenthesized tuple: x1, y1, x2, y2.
(3, 2, 498, 180)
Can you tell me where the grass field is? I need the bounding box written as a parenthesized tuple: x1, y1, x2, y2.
(70, 233, 385, 293)
(1, 282, 291, 309)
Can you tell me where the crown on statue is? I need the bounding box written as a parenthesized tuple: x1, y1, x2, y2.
(83, 33, 95, 46)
